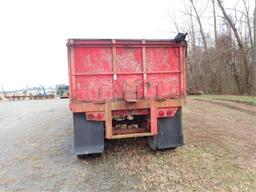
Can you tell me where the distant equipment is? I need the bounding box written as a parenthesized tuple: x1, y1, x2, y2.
(40, 86, 47, 96)
(56, 85, 69, 99)
(0, 84, 7, 98)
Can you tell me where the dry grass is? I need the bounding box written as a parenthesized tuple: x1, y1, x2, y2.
(86, 139, 256, 192)
(189, 95, 256, 105)
(0, 177, 15, 185)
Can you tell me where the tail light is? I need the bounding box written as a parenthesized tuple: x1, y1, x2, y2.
(86, 112, 105, 121)
(97, 113, 104, 120)
(87, 113, 94, 120)
(157, 108, 178, 118)
(166, 110, 173, 116)
(158, 110, 165, 117)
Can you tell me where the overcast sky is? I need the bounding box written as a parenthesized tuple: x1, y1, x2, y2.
(0, 0, 247, 91)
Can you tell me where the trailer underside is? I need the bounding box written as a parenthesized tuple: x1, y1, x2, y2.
(72, 98, 185, 155)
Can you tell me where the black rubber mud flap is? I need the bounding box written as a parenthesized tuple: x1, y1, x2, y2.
(73, 113, 104, 156)
(148, 108, 184, 150)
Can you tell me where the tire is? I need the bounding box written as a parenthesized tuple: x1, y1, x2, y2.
(73, 113, 104, 156)
(148, 108, 184, 150)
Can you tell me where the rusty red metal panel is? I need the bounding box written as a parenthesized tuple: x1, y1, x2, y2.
(67, 39, 187, 138)
(67, 40, 186, 102)
(76, 76, 113, 102)
(75, 47, 112, 73)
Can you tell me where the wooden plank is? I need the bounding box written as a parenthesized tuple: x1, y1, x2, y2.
(70, 99, 186, 112)
(111, 133, 153, 139)
(150, 100, 157, 135)
(105, 102, 112, 139)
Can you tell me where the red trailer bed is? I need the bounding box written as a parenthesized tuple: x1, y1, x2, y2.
(67, 38, 187, 155)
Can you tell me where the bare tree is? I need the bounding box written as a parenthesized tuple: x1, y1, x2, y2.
(190, 7, 196, 51)
(174, 0, 254, 95)
(189, 0, 208, 51)
(253, 0, 256, 95)
(216, 0, 251, 94)
(212, 0, 218, 47)
(212, 0, 223, 93)
(242, 0, 253, 47)
(189, 0, 212, 93)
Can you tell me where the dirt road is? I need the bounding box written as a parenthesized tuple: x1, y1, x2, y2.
(0, 98, 255, 191)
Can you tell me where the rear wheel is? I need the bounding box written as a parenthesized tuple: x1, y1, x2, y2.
(148, 108, 183, 150)
(73, 113, 104, 156)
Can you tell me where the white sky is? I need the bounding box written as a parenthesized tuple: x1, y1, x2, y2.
(0, 0, 249, 91)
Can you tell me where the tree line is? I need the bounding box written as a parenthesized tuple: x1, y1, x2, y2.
(175, 0, 256, 95)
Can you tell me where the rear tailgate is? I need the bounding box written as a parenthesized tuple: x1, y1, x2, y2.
(67, 39, 186, 103)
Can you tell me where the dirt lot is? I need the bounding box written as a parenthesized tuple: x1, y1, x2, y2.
(0, 98, 255, 191)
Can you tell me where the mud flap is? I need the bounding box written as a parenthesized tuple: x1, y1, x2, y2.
(148, 108, 184, 150)
(73, 113, 104, 155)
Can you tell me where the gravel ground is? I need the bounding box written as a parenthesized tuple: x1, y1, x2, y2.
(0, 98, 255, 192)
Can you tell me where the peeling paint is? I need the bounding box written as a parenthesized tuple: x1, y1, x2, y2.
(70, 41, 186, 102)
